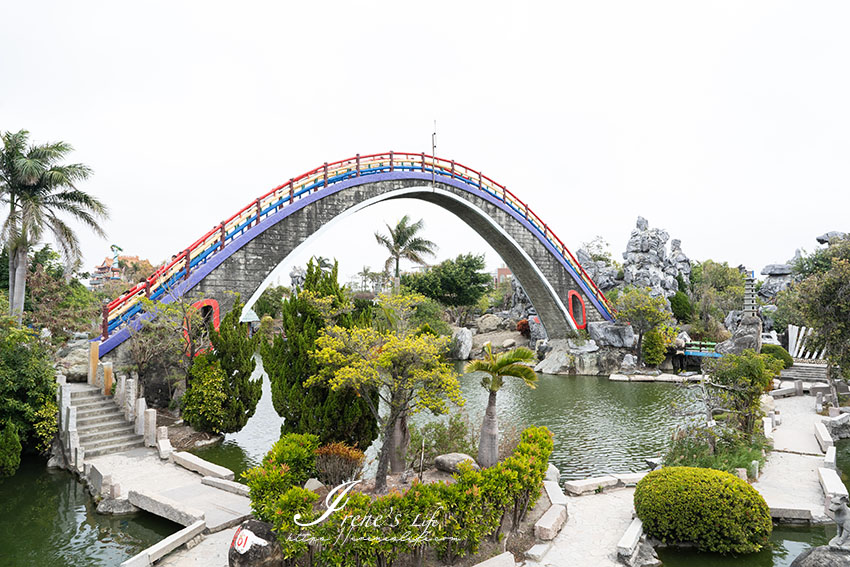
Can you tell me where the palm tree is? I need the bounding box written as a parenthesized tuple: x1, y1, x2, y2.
(312, 255, 333, 273)
(358, 265, 371, 291)
(465, 343, 537, 468)
(374, 215, 437, 278)
(1, 130, 107, 323)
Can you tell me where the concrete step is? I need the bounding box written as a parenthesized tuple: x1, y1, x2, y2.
(82, 432, 145, 450)
(78, 424, 136, 443)
(71, 397, 115, 409)
(77, 413, 130, 428)
(76, 405, 124, 419)
(85, 439, 146, 458)
(70, 387, 102, 399)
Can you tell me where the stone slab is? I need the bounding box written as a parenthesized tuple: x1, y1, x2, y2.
(157, 439, 173, 460)
(770, 507, 813, 521)
(534, 504, 567, 540)
(613, 472, 646, 487)
(824, 413, 850, 426)
(770, 387, 796, 399)
(564, 475, 618, 496)
(543, 480, 567, 507)
(471, 551, 515, 567)
(818, 467, 849, 499)
(157, 482, 251, 533)
(815, 422, 834, 452)
(763, 416, 773, 440)
(146, 520, 206, 563)
(609, 374, 629, 382)
(128, 489, 205, 527)
(144, 409, 157, 448)
(525, 542, 551, 562)
(616, 517, 643, 557)
(202, 476, 250, 497)
(545, 463, 560, 483)
(826, 446, 837, 470)
(172, 451, 235, 480)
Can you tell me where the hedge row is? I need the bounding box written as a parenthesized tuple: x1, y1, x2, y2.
(245, 426, 554, 566)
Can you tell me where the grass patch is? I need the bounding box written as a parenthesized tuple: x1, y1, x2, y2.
(664, 426, 768, 478)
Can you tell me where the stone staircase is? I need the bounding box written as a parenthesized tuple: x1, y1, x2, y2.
(780, 363, 828, 383)
(71, 385, 145, 457)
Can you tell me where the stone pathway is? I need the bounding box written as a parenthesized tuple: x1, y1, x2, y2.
(530, 488, 636, 567)
(157, 527, 236, 567)
(752, 395, 828, 522)
(87, 447, 252, 532)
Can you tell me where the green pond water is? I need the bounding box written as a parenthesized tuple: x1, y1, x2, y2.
(0, 457, 180, 567)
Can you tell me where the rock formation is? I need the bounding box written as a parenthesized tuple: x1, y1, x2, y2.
(759, 263, 793, 300)
(622, 217, 691, 298)
(587, 321, 636, 349)
(817, 231, 847, 245)
(509, 277, 533, 320)
(576, 248, 621, 291)
(716, 314, 762, 355)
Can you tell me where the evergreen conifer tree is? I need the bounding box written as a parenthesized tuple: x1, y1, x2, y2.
(262, 261, 378, 448)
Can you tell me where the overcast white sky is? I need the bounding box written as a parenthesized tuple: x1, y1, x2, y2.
(2, 1, 848, 290)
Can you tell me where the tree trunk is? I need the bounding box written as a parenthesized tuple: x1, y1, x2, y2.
(636, 332, 644, 366)
(478, 390, 499, 468)
(374, 415, 397, 493)
(390, 407, 410, 474)
(12, 246, 27, 325)
(8, 247, 16, 316)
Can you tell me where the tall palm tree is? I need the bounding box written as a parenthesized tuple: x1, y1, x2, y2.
(358, 265, 372, 291)
(374, 215, 437, 278)
(1, 130, 107, 323)
(312, 255, 333, 273)
(465, 343, 537, 468)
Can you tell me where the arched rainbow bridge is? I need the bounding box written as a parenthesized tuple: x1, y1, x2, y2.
(98, 152, 614, 357)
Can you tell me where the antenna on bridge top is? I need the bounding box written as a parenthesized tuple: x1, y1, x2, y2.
(431, 120, 437, 189)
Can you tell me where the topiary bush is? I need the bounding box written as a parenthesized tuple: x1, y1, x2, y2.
(634, 466, 772, 554)
(0, 422, 22, 477)
(642, 328, 667, 366)
(315, 441, 365, 486)
(761, 344, 793, 369)
(181, 354, 229, 434)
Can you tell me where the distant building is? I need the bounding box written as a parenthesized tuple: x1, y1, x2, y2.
(495, 265, 512, 285)
(89, 251, 148, 289)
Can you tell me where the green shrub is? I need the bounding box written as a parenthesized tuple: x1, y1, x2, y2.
(263, 433, 320, 486)
(182, 354, 229, 434)
(634, 466, 772, 554)
(642, 328, 667, 366)
(664, 426, 767, 476)
(761, 344, 793, 369)
(242, 463, 293, 522)
(0, 422, 22, 477)
(315, 442, 364, 486)
(670, 291, 693, 323)
(250, 425, 554, 565)
(0, 320, 57, 454)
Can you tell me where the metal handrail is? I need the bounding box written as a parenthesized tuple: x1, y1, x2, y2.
(102, 152, 614, 338)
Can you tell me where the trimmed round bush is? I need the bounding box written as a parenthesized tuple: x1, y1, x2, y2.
(0, 422, 22, 477)
(761, 344, 793, 369)
(634, 466, 772, 554)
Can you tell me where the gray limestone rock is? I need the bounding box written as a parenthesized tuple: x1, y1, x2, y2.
(434, 453, 480, 474)
(598, 350, 623, 374)
(97, 498, 140, 515)
(761, 264, 793, 276)
(55, 340, 90, 382)
(725, 310, 744, 335)
(476, 314, 501, 334)
(450, 327, 473, 360)
(529, 314, 548, 344)
(716, 314, 762, 355)
(533, 339, 601, 374)
(228, 519, 283, 567)
(588, 321, 636, 348)
(817, 231, 848, 245)
(620, 353, 638, 373)
(621, 217, 690, 299)
(510, 277, 534, 320)
(790, 546, 850, 566)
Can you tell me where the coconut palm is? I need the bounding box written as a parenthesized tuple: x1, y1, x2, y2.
(465, 343, 537, 468)
(312, 255, 333, 273)
(1, 130, 107, 323)
(357, 265, 372, 291)
(374, 215, 437, 278)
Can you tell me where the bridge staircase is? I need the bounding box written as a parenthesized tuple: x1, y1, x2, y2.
(71, 385, 145, 457)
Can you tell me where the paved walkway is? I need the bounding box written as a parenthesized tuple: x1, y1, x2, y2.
(88, 447, 252, 532)
(752, 395, 828, 522)
(532, 489, 635, 567)
(158, 527, 236, 567)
